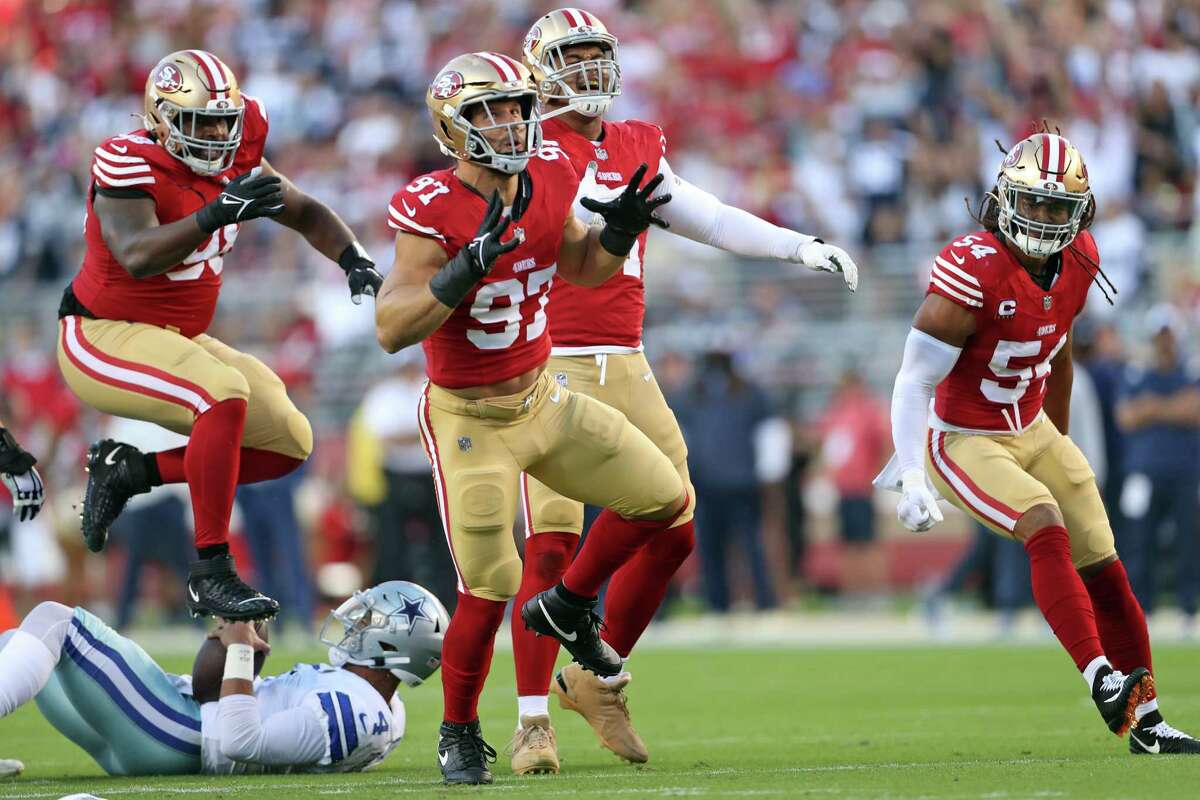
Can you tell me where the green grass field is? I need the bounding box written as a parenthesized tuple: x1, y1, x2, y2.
(3, 643, 1200, 799)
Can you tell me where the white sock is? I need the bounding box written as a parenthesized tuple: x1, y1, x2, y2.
(517, 695, 549, 725)
(0, 630, 57, 717)
(1136, 698, 1159, 721)
(1082, 655, 1111, 690)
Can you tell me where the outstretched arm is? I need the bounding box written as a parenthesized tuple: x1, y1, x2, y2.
(651, 158, 858, 291)
(260, 158, 381, 303)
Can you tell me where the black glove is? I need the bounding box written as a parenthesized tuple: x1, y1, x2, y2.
(195, 168, 285, 234)
(337, 242, 383, 305)
(0, 428, 36, 476)
(428, 190, 521, 308)
(580, 163, 670, 257)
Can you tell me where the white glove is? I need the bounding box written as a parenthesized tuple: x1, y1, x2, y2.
(798, 240, 858, 292)
(896, 468, 942, 532)
(2, 466, 45, 522)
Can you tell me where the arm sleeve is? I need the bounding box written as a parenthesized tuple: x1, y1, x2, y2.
(217, 694, 328, 767)
(891, 328, 963, 474)
(653, 157, 817, 260)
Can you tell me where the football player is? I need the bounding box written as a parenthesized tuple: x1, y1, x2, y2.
(0, 419, 45, 523)
(881, 130, 1200, 754)
(375, 52, 693, 784)
(0, 581, 443, 775)
(505, 8, 861, 774)
(56, 50, 382, 621)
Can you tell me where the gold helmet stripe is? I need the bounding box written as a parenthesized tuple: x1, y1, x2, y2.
(474, 51, 523, 82)
(186, 49, 231, 99)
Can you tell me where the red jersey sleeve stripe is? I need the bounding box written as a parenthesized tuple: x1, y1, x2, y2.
(94, 148, 149, 166)
(92, 165, 155, 187)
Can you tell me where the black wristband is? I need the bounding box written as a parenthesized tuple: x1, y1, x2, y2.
(337, 242, 370, 274)
(598, 225, 638, 258)
(0, 428, 36, 474)
(195, 203, 221, 235)
(428, 249, 481, 309)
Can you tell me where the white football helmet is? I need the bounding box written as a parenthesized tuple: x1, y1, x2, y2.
(320, 581, 450, 687)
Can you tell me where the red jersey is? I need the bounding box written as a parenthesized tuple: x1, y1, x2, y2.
(386, 150, 578, 389)
(928, 230, 1096, 433)
(540, 116, 666, 351)
(71, 96, 270, 338)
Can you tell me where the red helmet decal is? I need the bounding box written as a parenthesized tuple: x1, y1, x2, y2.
(431, 70, 464, 100)
(154, 63, 185, 94)
(524, 25, 542, 53)
(1002, 142, 1022, 169)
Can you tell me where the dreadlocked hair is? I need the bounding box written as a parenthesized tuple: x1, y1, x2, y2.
(962, 133, 1115, 304)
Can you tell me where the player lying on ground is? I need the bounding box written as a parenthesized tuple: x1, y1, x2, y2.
(0, 419, 45, 778)
(375, 52, 692, 785)
(878, 128, 1200, 755)
(506, 8, 861, 775)
(57, 50, 382, 621)
(0, 581, 446, 775)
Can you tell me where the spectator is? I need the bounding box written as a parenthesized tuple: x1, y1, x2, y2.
(817, 367, 890, 597)
(1076, 319, 1129, 546)
(1116, 305, 1200, 630)
(686, 351, 777, 613)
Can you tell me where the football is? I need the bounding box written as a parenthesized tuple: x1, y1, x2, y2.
(189, 621, 269, 704)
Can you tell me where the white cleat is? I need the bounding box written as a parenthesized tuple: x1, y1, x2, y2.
(0, 758, 24, 777)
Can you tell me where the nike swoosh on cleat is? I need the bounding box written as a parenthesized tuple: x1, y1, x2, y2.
(1130, 732, 1160, 753)
(188, 585, 200, 603)
(537, 598, 577, 642)
(438, 750, 450, 766)
(1103, 689, 1126, 704)
(104, 446, 123, 466)
(237, 596, 270, 605)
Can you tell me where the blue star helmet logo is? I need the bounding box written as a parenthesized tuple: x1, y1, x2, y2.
(395, 595, 432, 634)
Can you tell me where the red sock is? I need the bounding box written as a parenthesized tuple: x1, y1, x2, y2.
(184, 399, 247, 549)
(512, 532, 577, 696)
(563, 500, 687, 599)
(1025, 525, 1105, 671)
(1086, 559, 1154, 695)
(156, 447, 302, 485)
(442, 591, 506, 724)
(602, 519, 695, 657)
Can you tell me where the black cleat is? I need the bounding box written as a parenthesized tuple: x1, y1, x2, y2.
(520, 583, 623, 677)
(438, 720, 496, 785)
(186, 555, 279, 621)
(81, 439, 152, 552)
(1092, 666, 1154, 736)
(1129, 715, 1200, 755)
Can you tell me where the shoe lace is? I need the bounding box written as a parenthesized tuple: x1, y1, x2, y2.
(1099, 671, 1128, 693)
(505, 724, 550, 755)
(1147, 721, 1193, 740)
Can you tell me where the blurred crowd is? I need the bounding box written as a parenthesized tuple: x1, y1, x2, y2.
(2, 0, 1200, 627)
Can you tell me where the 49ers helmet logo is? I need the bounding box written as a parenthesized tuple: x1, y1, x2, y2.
(431, 70, 464, 100)
(524, 25, 542, 53)
(1002, 142, 1022, 169)
(154, 63, 185, 94)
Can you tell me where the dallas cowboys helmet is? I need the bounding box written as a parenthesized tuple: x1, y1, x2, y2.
(319, 581, 450, 687)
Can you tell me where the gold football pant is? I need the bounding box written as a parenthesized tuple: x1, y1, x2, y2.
(57, 316, 312, 460)
(926, 415, 1115, 569)
(417, 370, 684, 601)
(521, 352, 695, 537)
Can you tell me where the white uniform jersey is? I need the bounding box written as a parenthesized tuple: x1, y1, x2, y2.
(199, 663, 405, 775)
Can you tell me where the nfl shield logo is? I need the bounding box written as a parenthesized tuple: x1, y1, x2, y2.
(554, 372, 568, 388)
(594, 147, 608, 160)
(1043, 296, 1053, 311)
(458, 436, 472, 453)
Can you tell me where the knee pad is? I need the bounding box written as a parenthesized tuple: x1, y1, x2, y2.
(19, 601, 74, 653)
(466, 555, 523, 602)
(457, 471, 509, 534)
(535, 496, 583, 535)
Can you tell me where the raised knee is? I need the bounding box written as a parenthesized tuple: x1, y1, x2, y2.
(21, 601, 74, 631)
(285, 410, 314, 460)
(1013, 503, 1064, 542)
